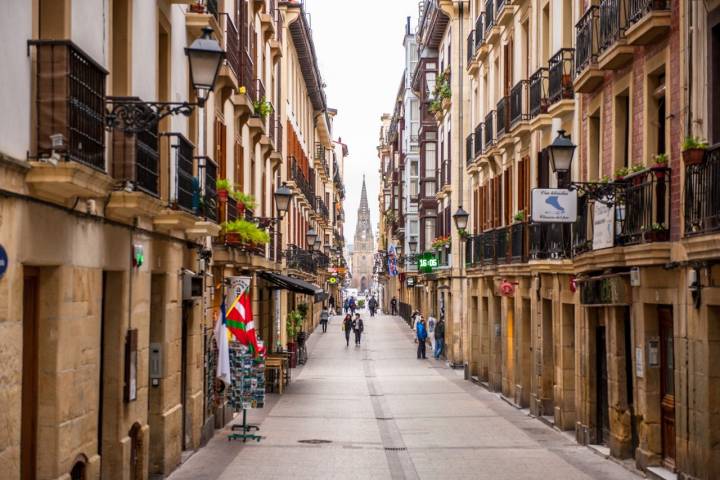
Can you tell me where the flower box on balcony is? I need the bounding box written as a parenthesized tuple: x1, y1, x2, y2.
(683, 148, 706, 166)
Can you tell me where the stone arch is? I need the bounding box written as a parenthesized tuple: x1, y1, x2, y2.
(70, 453, 88, 480)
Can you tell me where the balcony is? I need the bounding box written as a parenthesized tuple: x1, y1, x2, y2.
(598, 0, 634, 70)
(315, 196, 329, 223)
(625, 0, 670, 45)
(440, 159, 451, 189)
(496, 0, 517, 27)
(530, 223, 572, 260)
(220, 14, 241, 86)
(198, 156, 218, 223)
(496, 96, 510, 140)
(185, 1, 222, 39)
(484, 111, 495, 150)
(616, 167, 670, 246)
(474, 14, 489, 61)
(572, 195, 592, 256)
(574, 6, 604, 93)
(286, 244, 317, 274)
(484, 0, 499, 44)
(466, 133, 475, 166)
(474, 123, 484, 158)
(496, 226, 509, 264)
(509, 80, 530, 132)
(529, 68, 549, 119)
(26, 40, 113, 201)
(685, 145, 720, 237)
(547, 48, 575, 108)
(482, 229, 497, 264)
(510, 222, 528, 262)
(289, 156, 315, 207)
(466, 29, 476, 68)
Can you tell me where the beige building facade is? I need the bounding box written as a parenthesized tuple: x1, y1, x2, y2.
(0, 1, 346, 479)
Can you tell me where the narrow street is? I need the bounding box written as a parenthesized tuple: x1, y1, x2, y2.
(170, 312, 639, 480)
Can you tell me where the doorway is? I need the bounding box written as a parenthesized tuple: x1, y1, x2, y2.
(128, 423, 143, 480)
(541, 299, 554, 416)
(658, 306, 675, 468)
(596, 325, 610, 445)
(181, 301, 191, 451)
(22, 268, 39, 480)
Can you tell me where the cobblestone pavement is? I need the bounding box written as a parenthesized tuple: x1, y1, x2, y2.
(169, 313, 640, 480)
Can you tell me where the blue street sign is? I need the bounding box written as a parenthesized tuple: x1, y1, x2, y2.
(0, 245, 7, 278)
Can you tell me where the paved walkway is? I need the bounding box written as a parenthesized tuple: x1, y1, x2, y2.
(169, 312, 639, 480)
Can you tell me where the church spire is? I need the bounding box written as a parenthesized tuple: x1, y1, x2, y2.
(354, 175, 374, 249)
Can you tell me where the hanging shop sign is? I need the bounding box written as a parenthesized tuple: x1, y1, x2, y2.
(417, 252, 439, 273)
(328, 276, 338, 285)
(592, 201, 615, 250)
(406, 277, 416, 287)
(531, 189, 577, 223)
(580, 275, 630, 306)
(0, 244, 7, 278)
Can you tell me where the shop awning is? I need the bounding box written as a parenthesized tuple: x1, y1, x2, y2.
(258, 271, 325, 303)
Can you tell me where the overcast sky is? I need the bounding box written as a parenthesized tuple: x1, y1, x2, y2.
(304, 0, 420, 245)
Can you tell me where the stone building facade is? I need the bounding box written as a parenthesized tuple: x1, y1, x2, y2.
(0, 1, 346, 479)
(378, 0, 720, 479)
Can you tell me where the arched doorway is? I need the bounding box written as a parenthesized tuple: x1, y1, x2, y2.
(128, 423, 143, 480)
(70, 454, 88, 480)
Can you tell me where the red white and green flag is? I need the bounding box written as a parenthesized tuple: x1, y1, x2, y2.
(226, 277, 264, 357)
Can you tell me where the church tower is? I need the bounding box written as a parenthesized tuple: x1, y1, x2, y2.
(351, 176, 375, 292)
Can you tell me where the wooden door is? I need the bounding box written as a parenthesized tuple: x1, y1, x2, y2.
(659, 307, 676, 468)
(596, 325, 610, 445)
(22, 270, 39, 480)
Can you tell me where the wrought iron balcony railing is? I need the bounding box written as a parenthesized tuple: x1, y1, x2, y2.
(529, 68, 549, 118)
(173, 134, 195, 213)
(289, 156, 316, 207)
(240, 50, 256, 100)
(484, 0, 495, 35)
(496, 225, 510, 264)
(286, 244, 317, 273)
(530, 223, 572, 259)
(466, 133, 474, 165)
(496, 97, 509, 137)
(510, 222, 528, 262)
(548, 48, 575, 104)
(510, 80, 529, 127)
(316, 196, 329, 221)
(111, 107, 160, 196)
(628, 0, 669, 25)
(467, 30, 476, 64)
(484, 111, 495, 149)
(482, 229, 497, 264)
(599, 0, 628, 52)
(475, 14, 485, 47)
(685, 145, 720, 236)
(31, 40, 107, 171)
(572, 195, 592, 255)
(616, 167, 671, 246)
(575, 6, 600, 75)
(199, 156, 218, 222)
(474, 123, 484, 157)
(223, 13, 241, 81)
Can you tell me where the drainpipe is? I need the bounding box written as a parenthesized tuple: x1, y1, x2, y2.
(457, 0, 466, 366)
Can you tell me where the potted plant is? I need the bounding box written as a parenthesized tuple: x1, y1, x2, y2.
(513, 211, 525, 223)
(233, 192, 256, 214)
(253, 96, 274, 120)
(614, 167, 629, 181)
(645, 223, 669, 242)
(652, 153, 668, 180)
(286, 309, 303, 367)
(600, 175, 611, 184)
(628, 164, 646, 185)
(216, 178, 231, 201)
(682, 136, 708, 166)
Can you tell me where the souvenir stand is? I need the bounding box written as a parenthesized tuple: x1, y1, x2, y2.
(227, 342, 266, 442)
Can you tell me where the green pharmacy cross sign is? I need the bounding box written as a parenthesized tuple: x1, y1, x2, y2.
(417, 253, 438, 273)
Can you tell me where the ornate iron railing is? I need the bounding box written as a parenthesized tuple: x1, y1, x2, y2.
(496, 96, 509, 137)
(475, 14, 485, 47)
(482, 229, 497, 264)
(548, 48, 575, 104)
(466, 133, 474, 165)
(628, 0, 669, 25)
(685, 145, 720, 236)
(510, 222, 527, 262)
(174, 134, 195, 213)
(199, 156, 218, 222)
(616, 167, 671, 245)
(467, 29, 476, 64)
(474, 123, 484, 157)
(529, 223, 572, 259)
(484, 111, 495, 149)
(484, 0, 495, 35)
(572, 195, 592, 255)
(529, 68, 549, 118)
(496, 225, 510, 264)
(223, 13, 241, 80)
(510, 80, 529, 127)
(599, 0, 628, 52)
(575, 6, 600, 75)
(286, 244, 317, 273)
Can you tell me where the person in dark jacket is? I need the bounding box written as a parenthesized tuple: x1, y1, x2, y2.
(352, 313, 364, 346)
(390, 296, 398, 315)
(434, 317, 445, 359)
(343, 314, 353, 347)
(416, 317, 428, 359)
(368, 296, 378, 316)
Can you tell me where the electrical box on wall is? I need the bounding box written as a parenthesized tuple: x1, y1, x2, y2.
(182, 272, 203, 300)
(150, 343, 163, 386)
(630, 267, 640, 287)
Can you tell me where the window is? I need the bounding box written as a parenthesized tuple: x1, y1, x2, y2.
(614, 91, 630, 170)
(648, 71, 666, 160)
(711, 20, 720, 143)
(424, 217, 436, 250)
(588, 108, 601, 180)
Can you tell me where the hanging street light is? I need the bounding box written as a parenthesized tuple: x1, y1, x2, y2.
(452, 206, 470, 231)
(306, 228, 318, 248)
(274, 182, 293, 217)
(547, 129, 576, 176)
(185, 27, 225, 107)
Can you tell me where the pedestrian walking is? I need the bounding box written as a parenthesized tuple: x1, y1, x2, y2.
(368, 296, 378, 317)
(427, 314, 437, 355)
(349, 297, 357, 316)
(434, 316, 445, 359)
(416, 317, 428, 359)
(390, 296, 398, 315)
(343, 314, 353, 347)
(329, 296, 335, 313)
(411, 310, 420, 331)
(343, 298, 349, 315)
(352, 313, 364, 346)
(320, 306, 329, 333)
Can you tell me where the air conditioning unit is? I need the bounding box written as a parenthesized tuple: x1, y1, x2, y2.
(182, 271, 203, 300)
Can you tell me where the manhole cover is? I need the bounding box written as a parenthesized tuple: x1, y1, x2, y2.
(384, 447, 407, 451)
(298, 439, 332, 444)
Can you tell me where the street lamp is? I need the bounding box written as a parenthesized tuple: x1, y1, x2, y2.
(107, 27, 225, 132)
(306, 228, 317, 248)
(185, 27, 226, 107)
(409, 238, 418, 254)
(547, 130, 576, 177)
(313, 239, 322, 252)
(452, 206, 470, 231)
(274, 182, 293, 217)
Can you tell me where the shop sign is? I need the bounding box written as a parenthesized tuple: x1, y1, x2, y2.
(328, 277, 337, 284)
(531, 188, 577, 223)
(635, 346, 644, 378)
(417, 253, 438, 273)
(592, 201, 615, 250)
(580, 276, 630, 305)
(406, 277, 415, 287)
